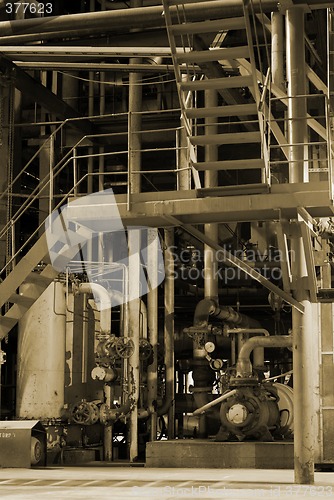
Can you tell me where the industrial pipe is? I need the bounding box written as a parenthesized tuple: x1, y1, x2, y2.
(225, 328, 270, 370)
(193, 298, 260, 329)
(192, 389, 237, 416)
(75, 282, 111, 334)
(0, 1, 329, 41)
(236, 335, 292, 378)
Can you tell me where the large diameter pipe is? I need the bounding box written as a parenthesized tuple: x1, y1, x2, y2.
(147, 228, 159, 441)
(164, 229, 175, 438)
(193, 298, 260, 329)
(0, 2, 280, 38)
(76, 282, 111, 334)
(225, 328, 270, 369)
(236, 335, 292, 378)
(286, 6, 315, 484)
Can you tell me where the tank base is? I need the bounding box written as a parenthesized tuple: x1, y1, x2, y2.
(146, 440, 294, 469)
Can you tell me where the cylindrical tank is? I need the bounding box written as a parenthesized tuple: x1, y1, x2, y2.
(16, 281, 66, 419)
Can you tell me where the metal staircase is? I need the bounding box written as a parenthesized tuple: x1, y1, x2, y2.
(162, 0, 270, 194)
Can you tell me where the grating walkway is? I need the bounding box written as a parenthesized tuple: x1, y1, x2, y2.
(0, 467, 334, 499)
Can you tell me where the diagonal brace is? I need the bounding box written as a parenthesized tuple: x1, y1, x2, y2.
(164, 215, 304, 313)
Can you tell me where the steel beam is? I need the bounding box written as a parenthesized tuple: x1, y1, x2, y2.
(163, 214, 304, 313)
(0, 56, 95, 136)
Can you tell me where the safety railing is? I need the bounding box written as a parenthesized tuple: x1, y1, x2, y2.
(267, 93, 333, 194)
(0, 108, 190, 276)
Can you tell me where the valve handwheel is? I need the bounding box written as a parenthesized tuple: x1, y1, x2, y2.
(139, 338, 153, 361)
(116, 337, 135, 358)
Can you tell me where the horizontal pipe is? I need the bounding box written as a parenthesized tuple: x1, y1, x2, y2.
(193, 298, 260, 329)
(192, 389, 237, 416)
(2, 1, 329, 40)
(0, 3, 275, 37)
(236, 335, 293, 378)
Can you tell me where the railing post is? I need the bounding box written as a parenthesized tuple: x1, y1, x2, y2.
(73, 147, 78, 197)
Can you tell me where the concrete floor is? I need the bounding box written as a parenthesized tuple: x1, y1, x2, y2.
(0, 466, 334, 499)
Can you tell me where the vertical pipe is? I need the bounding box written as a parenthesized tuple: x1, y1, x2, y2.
(103, 384, 113, 461)
(177, 127, 191, 190)
(128, 0, 143, 196)
(271, 12, 285, 92)
(204, 90, 219, 302)
(147, 228, 159, 441)
(128, 229, 141, 461)
(164, 229, 175, 438)
(286, 7, 315, 484)
(127, 0, 143, 459)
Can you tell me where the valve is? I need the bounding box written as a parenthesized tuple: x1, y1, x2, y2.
(139, 338, 153, 361)
(116, 337, 135, 358)
(70, 401, 99, 425)
(0, 350, 6, 365)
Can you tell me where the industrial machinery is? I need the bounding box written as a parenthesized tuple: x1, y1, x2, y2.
(0, 0, 333, 478)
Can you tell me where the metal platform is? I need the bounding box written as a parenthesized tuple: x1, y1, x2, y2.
(146, 440, 294, 469)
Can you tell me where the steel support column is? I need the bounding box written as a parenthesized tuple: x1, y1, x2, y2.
(128, 229, 141, 462)
(147, 228, 159, 441)
(164, 228, 175, 438)
(286, 6, 315, 484)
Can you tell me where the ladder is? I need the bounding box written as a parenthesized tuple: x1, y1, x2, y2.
(162, 0, 270, 195)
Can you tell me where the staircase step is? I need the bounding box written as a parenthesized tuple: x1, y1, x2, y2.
(193, 158, 265, 171)
(190, 131, 261, 146)
(0, 316, 18, 330)
(180, 74, 253, 91)
(8, 293, 35, 308)
(197, 183, 269, 197)
(186, 103, 258, 119)
(24, 266, 58, 288)
(167, 0, 211, 5)
(169, 18, 246, 35)
(177, 46, 249, 64)
(0, 233, 49, 309)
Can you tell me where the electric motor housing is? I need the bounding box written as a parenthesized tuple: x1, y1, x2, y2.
(218, 385, 280, 441)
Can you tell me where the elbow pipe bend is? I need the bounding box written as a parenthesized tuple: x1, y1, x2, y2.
(76, 282, 112, 335)
(236, 335, 293, 378)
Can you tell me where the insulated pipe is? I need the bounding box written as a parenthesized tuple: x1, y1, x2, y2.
(236, 335, 292, 378)
(0, 1, 329, 39)
(225, 328, 270, 370)
(193, 298, 260, 329)
(128, 229, 141, 462)
(164, 229, 175, 438)
(192, 389, 237, 416)
(286, 6, 315, 485)
(147, 229, 159, 440)
(271, 12, 285, 92)
(76, 282, 111, 334)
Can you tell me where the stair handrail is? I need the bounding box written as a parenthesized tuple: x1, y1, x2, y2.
(1, 108, 186, 275)
(243, 0, 271, 184)
(0, 112, 128, 242)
